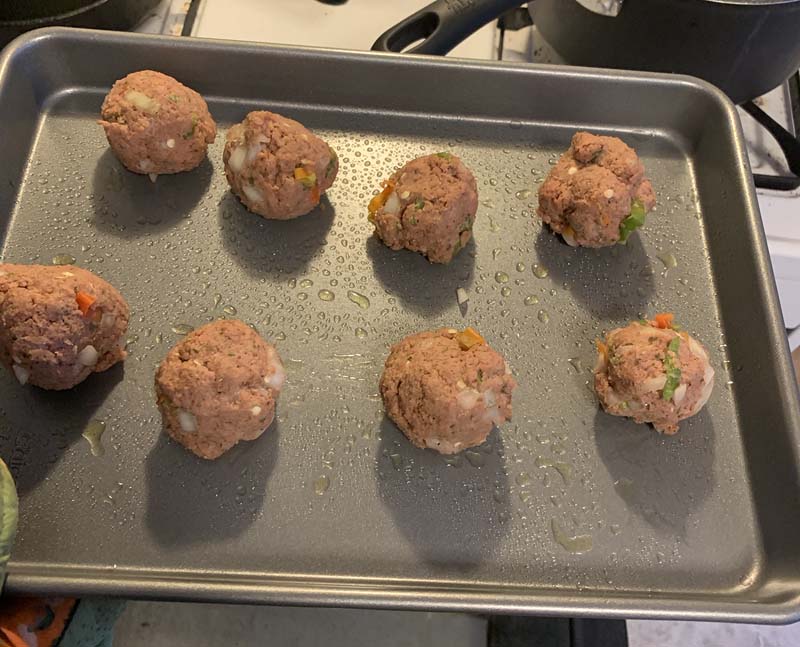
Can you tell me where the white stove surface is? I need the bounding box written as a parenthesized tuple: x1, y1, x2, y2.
(183, 0, 800, 339)
(192, 0, 498, 59)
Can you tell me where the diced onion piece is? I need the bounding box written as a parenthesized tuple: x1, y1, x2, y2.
(641, 375, 667, 393)
(242, 184, 264, 204)
(703, 363, 715, 385)
(603, 189, 615, 199)
(687, 336, 709, 361)
(148, 173, 157, 183)
(228, 146, 247, 173)
(247, 134, 268, 162)
(251, 405, 262, 416)
(594, 349, 606, 373)
(673, 383, 688, 406)
(247, 144, 261, 162)
(690, 363, 716, 415)
(400, 190, 410, 199)
(562, 226, 578, 247)
(125, 90, 161, 114)
(483, 389, 497, 408)
(603, 387, 624, 407)
(484, 405, 503, 425)
(78, 345, 99, 367)
(368, 181, 395, 215)
(457, 388, 480, 410)
(166, 138, 175, 149)
(456, 287, 469, 305)
(12, 364, 29, 385)
(383, 192, 401, 214)
(264, 363, 285, 392)
(568, 166, 578, 175)
(100, 313, 116, 329)
(177, 409, 197, 433)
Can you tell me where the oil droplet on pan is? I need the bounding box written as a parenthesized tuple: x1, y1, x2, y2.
(515, 189, 532, 200)
(313, 475, 330, 496)
(524, 295, 539, 306)
(658, 251, 678, 269)
(464, 451, 484, 467)
(171, 323, 194, 335)
(532, 264, 549, 279)
(318, 289, 335, 302)
(222, 304, 237, 316)
(52, 253, 76, 265)
(82, 419, 106, 457)
(347, 290, 370, 309)
(495, 272, 509, 284)
(551, 519, 593, 553)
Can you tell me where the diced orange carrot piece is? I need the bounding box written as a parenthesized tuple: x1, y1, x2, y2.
(75, 291, 96, 316)
(654, 313, 674, 329)
(595, 339, 608, 359)
(456, 327, 485, 350)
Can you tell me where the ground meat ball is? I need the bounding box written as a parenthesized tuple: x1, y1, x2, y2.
(155, 320, 285, 460)
(99, 70, 216, 177)
(537, 132, 656, 247)
(594, 317, 715, 434)
(369, 153, 478, 264)
(0, 264, 129, 390)
(380, 327, 516, 454)
(223, 111, 338, 220)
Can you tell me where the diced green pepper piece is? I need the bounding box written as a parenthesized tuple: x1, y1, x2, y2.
(662, 336, 682, 401)
(297, 172, 317, 189)
(618, 199, 647, 244)
(415, 198, 425, 210)
(436, 151, 452, 159)
(182, 114, 198, 139)
(325, 149, 338, 178)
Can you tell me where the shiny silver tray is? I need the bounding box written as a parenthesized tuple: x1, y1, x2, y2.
(1, 28, 799, 622)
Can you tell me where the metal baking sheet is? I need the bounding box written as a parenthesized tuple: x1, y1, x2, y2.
(1, 28, 799, 622)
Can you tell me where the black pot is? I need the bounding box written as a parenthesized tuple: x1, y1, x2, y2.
(0, 0, 161, 49)
(372, 0, 800, 105)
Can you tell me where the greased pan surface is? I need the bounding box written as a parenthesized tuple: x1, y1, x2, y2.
(1, 28, 799, 622)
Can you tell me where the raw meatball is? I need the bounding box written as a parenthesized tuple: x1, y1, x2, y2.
(0, 264, 129, 390)
(380, 327, 516, 454)
(594, 315, 715, 434)
(368, 152, 478, 263)
(155, 319, 285, 459)
(537, 132, 656, 247)
(99, 70, 216, 178)
(223, 111, 338, 219)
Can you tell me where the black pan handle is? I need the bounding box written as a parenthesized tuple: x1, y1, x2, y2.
(372, 0, 522, 55)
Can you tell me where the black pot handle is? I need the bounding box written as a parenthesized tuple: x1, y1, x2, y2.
(742, 101, 800, 191)
(371, 0, 522, 55)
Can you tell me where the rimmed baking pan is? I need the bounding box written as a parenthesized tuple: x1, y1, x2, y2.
(1, 28, 799, 622)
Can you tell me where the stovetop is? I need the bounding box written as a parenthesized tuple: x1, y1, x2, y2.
(141, 0, 800, 337)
